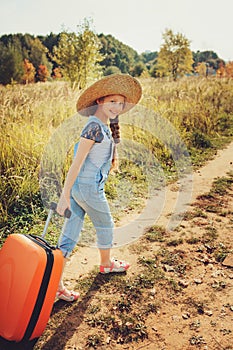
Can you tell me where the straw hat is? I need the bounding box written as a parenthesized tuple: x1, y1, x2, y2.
(76, 74, 142, 116)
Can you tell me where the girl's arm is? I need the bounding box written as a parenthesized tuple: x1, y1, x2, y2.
(57, 137, 94, 215)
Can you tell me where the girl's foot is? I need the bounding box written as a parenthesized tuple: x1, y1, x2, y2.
(56, 287, 80, 302)
(100, 258, 130, 274)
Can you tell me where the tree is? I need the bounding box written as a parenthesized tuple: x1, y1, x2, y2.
(150, 63, 158, 78)
(195, 50, 218, 62)
(157, 29, 193, 80)
(0, 41, 24, 84)
(217, 61, 233, 78)
(195, 62, 207, 77)
(53, 19, 104, 89)
(0, 43, 15, 84)
(104, 66, 121, 76)
(98, 34, 140, 74)
(39, 32, 60, 54)
(22, 59, 36, 84)
(52, 67, 62, 79)
(140, 51, 158, 64)
(0, 34, 52, 84)
(192, 50, 223, 72)
(140, 51, 158, 73)
(225, 62, 233, 77)
(37, 64, 49, 82)
(131, 62, 148, 77)
(29, 38, 51, 72)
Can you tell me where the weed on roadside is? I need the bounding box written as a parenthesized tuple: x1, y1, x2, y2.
(143, 225, 169, 242)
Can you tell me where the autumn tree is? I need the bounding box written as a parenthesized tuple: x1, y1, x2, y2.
(53, 67, 62, 79)
(37, 64, 49, 82)
(225, 62, 233, 77)
(22, 59, 36, 84)
(216, 62, 225, 78)
(157, 29, 193, 80)
(217, 61, 233, 78)
(53, 19, 104, 89)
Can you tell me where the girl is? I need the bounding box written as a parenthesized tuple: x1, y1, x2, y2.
(56, 74, 142, 301)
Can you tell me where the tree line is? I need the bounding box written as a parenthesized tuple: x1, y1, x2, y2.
(0, 20, 231, 87)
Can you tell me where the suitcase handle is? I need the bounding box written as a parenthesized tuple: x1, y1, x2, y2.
(42, 202, 71, 238)
(50, 202, 71, 219)
(29, 234, 57, 250)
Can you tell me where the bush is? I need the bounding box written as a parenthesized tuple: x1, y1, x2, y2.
(191, 131, 213, 148)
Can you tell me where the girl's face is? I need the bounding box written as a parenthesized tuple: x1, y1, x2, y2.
(97, 94, 125, 120)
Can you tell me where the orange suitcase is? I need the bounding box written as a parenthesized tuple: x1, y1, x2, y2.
(0, 203, 68, 345)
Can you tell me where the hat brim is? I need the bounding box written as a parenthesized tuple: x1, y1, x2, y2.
(76, 74, 142, 116)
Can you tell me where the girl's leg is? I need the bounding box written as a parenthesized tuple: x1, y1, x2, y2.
(56, 196, 85, 301)
(58, 257, 68, 290)
(99, 248, 111, 266)
(72, 183, 114, 254)
(73, 184, 130, 275)
(56, 258, 80, 302)
(58, 194, 85, 256)
(83, 197, 130, 273)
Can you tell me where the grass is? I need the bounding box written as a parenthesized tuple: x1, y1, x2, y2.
(144, 225, 169, 242)
(1, 77, 233, 247)
(0, 82, 78, 242)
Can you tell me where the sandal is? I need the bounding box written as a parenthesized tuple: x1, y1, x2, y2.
(100, 258, 130, 274)
(56, 287, 80, 302)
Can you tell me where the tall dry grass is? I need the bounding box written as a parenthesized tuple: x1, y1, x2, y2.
(0, 82, 78, 226)
(142, 76, 233, 137)
(0, 77, 233, 241)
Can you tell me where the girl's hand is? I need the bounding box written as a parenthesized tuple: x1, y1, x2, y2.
(57, 192, 70, 216)
(111, 144, 119, 172)
(56, 137, 94, 215)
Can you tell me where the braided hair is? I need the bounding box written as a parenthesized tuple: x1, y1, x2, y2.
(110, 116, 120, 144)
(110, 116, 120, 171)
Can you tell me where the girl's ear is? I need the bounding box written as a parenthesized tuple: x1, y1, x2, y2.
(96, 97, 104, 105)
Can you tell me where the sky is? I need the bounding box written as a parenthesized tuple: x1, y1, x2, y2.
(0, 0, 233, 61)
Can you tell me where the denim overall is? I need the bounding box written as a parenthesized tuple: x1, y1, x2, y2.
(59, 116, 114, 257)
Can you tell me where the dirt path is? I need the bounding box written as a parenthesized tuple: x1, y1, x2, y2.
(32, 141, 233, 350)
(63, 142, 233, 286)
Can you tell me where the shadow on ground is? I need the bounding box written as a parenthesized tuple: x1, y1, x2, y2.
(0, 273, 121, 350)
